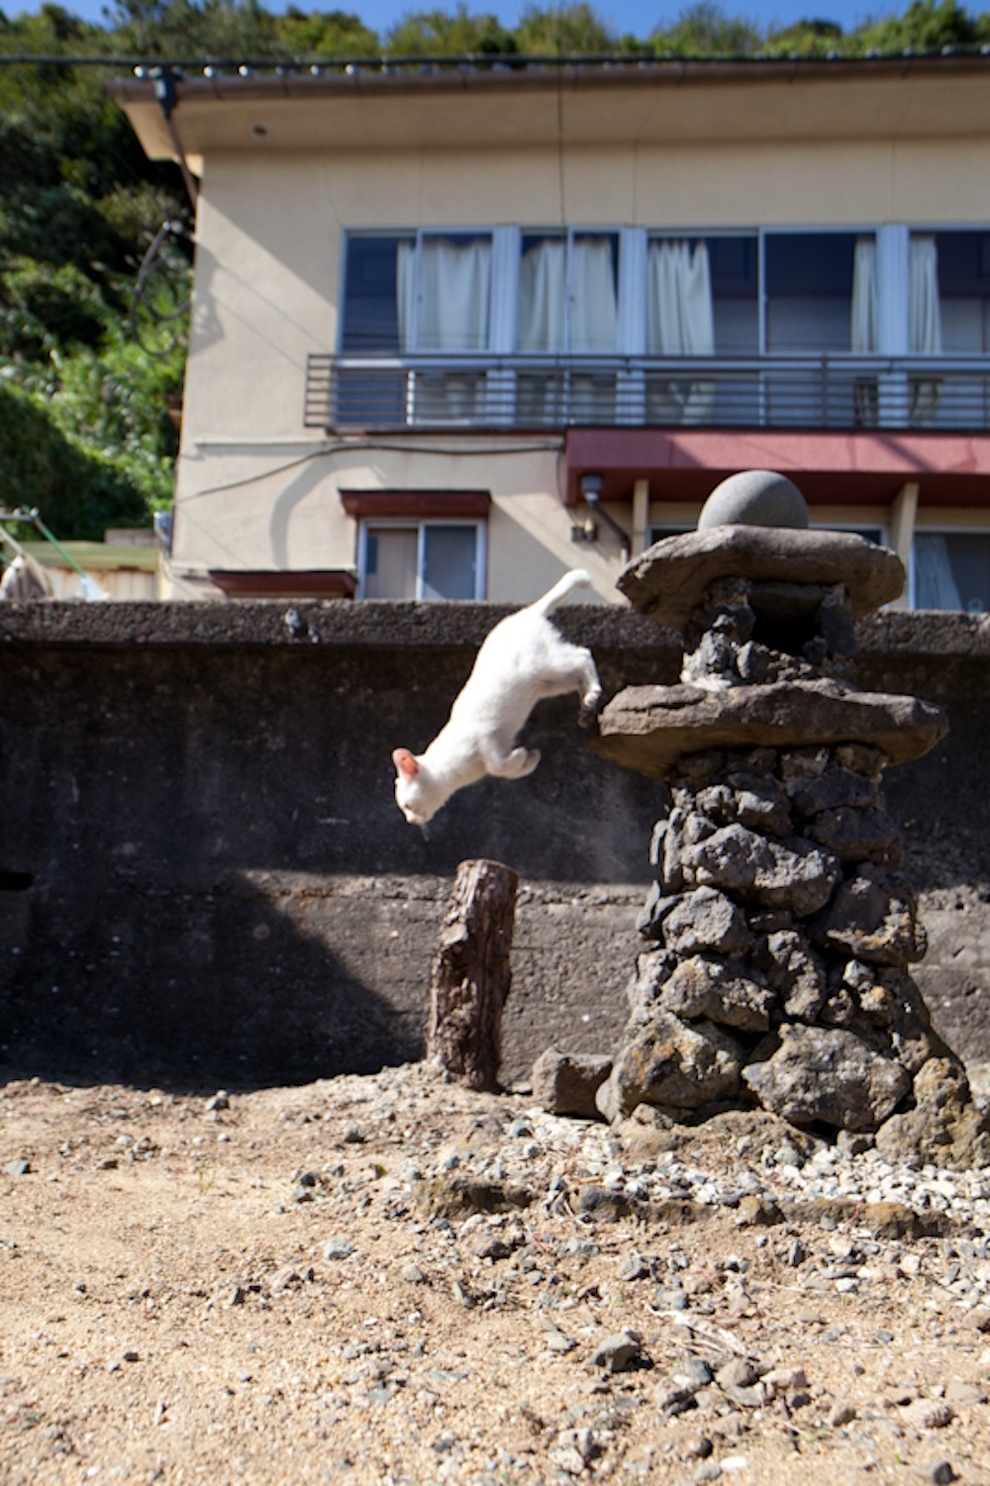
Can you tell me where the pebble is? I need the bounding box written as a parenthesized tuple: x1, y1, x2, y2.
(4, 1159, 30, 1176)
(715, 1359, 758, 1389)
(324, 1238, 355, 1261)
(588, 1330, 643, 1374)
(919, 1463, 957, 1485)
(903, 1399, 954, 1430)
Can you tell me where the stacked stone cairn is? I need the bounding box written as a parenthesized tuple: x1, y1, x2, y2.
(568, 471, 988, 1165)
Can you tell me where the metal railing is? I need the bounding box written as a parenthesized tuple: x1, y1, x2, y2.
(304, 352, 990, 433)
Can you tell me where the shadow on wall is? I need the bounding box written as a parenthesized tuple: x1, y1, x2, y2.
(0, 869, 424, 1088)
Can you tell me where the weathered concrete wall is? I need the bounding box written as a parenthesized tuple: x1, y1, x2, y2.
(1, 600, 989, 1087)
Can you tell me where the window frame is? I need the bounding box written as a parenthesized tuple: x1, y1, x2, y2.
(909, 523, 990, 613)
(356, 517, 487, 601)
(340, 224, 987, 365)
(339, 228, 497, 356)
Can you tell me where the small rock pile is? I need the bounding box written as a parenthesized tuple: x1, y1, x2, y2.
(563, 471, 990, 1167)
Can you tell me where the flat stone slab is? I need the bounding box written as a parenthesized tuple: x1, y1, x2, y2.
(590, 680, 948, 778)
(618, 526, 905, 631)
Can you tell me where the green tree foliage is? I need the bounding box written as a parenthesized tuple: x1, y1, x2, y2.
(0, 380, 151, 539)
(652, 2, 761, 57)
(515, 3, 615, 54)
(858, 0, 984, 52)
(0, 9, 188, 538)
(386, 4, 517, 55)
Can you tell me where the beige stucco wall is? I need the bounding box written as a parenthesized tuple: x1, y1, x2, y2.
(165, 81, 990, 599)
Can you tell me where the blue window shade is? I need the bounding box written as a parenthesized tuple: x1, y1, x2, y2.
(422, 526, 477, 600)
(341, 235, 412, 352)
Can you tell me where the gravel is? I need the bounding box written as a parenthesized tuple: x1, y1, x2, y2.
(2, 1059, 990, 1485)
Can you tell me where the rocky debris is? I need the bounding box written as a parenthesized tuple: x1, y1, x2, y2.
(876, 1057, 990, 1170)
(4, 1062, 990, 1486)
(532, 1047, 612, 1119)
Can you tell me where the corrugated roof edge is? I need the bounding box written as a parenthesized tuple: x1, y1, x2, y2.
(102, 49, 990, 104)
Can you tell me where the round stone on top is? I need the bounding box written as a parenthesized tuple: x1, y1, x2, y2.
(698, 470, 809, 531)
(619, 470, 905, 632)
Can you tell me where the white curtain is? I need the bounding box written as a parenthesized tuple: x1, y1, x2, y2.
(914, 533, 961, 610)
(518, 237, 566, 353)
(646, 239, 715, 424)
(417, 236, 491, 351)
(850, 236, 879, 425)
(396, 240, 417, 354)
(910, 234, 943, 426)
(517, 235, 617, 421)
(397, 237, 491, 422)
(851, 236, 878, 353)
(570, 235, 618, 353)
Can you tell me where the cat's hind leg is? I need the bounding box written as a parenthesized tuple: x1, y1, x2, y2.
(485, 745, 541, 779)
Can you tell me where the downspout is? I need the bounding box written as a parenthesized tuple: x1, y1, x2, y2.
(149, 65, 199, 210)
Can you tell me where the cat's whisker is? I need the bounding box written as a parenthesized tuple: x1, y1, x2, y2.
(419, 822, 431, 842)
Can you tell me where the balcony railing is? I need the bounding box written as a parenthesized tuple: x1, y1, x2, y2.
(304, 352, 990, 433)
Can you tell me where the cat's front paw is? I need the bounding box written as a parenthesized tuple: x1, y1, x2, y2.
(578, 689, 602, 727)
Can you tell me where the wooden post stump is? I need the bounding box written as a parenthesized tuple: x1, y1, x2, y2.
(427, 858, 520, 1092)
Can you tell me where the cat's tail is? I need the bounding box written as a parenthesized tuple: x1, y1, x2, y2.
(531, 568, 592, 616)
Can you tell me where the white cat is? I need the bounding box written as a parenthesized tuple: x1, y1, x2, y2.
(392, 569, 602, 826)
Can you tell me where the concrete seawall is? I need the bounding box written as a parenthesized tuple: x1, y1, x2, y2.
(2, 600, 989, 1086)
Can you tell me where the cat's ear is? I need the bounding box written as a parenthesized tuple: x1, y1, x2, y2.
(392, 747, 419, 779)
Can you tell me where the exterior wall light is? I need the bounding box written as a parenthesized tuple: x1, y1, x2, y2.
(578, 472, 630, 562)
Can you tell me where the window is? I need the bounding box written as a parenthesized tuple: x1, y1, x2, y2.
(912, 531, 990, 613)
(340, 232, 493, 424)
(328, 223, 990, 433)
(929, 231, 990, 354)
(516, 230, 620, 423)
(359, 522, 485, 600)
(764, 232, 876, 426)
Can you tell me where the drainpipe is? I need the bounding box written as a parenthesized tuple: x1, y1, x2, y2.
(149, 65, 199, 211)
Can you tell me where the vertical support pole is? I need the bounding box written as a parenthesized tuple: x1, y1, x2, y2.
(632, 478, 650, 556)
(427, 859, 520, 1092)
(889, 481, 919, 610)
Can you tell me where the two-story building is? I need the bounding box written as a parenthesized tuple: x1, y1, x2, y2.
(111, 53, 990, 610)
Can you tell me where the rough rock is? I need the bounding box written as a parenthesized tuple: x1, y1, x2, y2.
(596, 1014, 743, 1122)
(811, 867, 927, 966)
(660, 956, 775, 1033)
(659, 887, 753, 957)
(807, 805, 903, 864)
(742, 1025, 912, 1131)
(874, 1056, 990, 1168)
(788, 766, 882, 817)
(683, 823, 840, 917)
(698, 772, 793, 836)
(592, 680, 948, 778)
(588, 1329, 644, 1374)
(762, 928, 827, 1021)
(531, 1047, 612, 1120)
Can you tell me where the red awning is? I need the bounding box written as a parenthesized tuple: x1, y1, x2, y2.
(564, 428, 990, 508)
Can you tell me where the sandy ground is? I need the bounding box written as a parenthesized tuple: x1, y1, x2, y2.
(2, 1060, 990, 1486)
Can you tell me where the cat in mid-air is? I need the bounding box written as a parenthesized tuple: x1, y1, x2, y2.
(392, 569, 602, 826)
